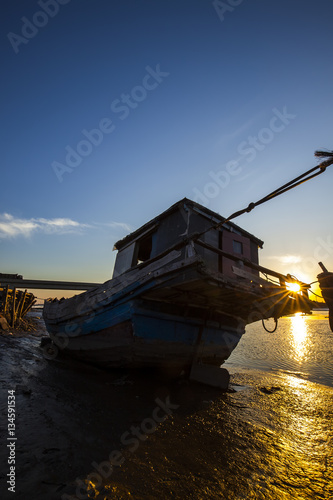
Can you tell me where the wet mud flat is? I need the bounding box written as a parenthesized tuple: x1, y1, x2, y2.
(0, 319, 332, 500)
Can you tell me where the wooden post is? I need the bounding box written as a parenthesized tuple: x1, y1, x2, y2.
(15, 291, 22, 322)
(21, 296, 36, 318)
(16, 290, 27, 323)
(11, 288, 17, 328)
(3, 286, 9, 316)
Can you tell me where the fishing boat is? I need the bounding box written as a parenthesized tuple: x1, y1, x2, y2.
(42, 198, 312, 373)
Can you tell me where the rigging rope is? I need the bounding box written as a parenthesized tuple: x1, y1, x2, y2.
(194, 150, 333, 242)
(262, 318, 278, 333)
(308, 289, 324, 299)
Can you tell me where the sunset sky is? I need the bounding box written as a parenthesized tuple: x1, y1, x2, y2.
(1, 0, 333, 299)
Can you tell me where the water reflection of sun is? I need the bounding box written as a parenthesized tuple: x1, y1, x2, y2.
(290, 313, 309, 362)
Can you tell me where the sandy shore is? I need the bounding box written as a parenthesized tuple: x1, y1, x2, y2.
(0, 317, 332, 500)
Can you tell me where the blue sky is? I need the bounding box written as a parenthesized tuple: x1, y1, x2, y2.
(1, 0, 333, 298)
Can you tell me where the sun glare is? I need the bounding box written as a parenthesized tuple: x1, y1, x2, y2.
(290, 313, 309, 362)
(286, 282, 301, 293)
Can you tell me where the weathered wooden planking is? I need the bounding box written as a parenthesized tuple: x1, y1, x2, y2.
(43, 250, 185, 322)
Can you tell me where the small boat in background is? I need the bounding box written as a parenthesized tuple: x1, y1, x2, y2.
(318, 262, 333, 332)
(42, 198, 313, 374)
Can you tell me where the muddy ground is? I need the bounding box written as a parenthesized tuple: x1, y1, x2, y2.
(0, 315, 332, 500)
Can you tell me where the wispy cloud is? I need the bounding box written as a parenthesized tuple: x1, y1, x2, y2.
(94, 221, 133, 232)
(216, 112, 263, 147)
(0, 213, 89, 238)
(266, 255, 302, 264)
(0, 214, 132, 239)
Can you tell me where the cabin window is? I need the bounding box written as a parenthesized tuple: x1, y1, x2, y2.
(132, 232, 154, 266)
(233, 240, 243, 255)
(113, 242, 136, 277)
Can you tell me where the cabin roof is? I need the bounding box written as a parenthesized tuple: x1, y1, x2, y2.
(114, 198, 264, 251)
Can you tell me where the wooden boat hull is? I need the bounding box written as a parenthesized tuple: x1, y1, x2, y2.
(45, 303, 243, 370)
(43, 254, 311, 370)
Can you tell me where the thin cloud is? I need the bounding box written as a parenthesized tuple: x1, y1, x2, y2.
(216, 112, 263, 147)
(234, 170, 255, 184)
(0, 213, 132, 239)
(266, 255, 302, 264)
(0, 213, 89, 239)
(95, 221, 133, 232)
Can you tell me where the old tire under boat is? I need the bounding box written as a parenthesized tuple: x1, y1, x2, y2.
(41, 340, 59, 360)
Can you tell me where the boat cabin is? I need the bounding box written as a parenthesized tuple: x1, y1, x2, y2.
(112, 198, 263, 281)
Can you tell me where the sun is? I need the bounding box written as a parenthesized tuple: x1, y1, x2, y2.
(286, 282, 301, 293)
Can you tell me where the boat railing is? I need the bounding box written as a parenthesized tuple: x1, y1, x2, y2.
(194, 237, 310, 295)
(129, 233, 309, 296)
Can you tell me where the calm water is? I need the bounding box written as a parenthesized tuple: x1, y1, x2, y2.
(225, 310, 333, 388)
